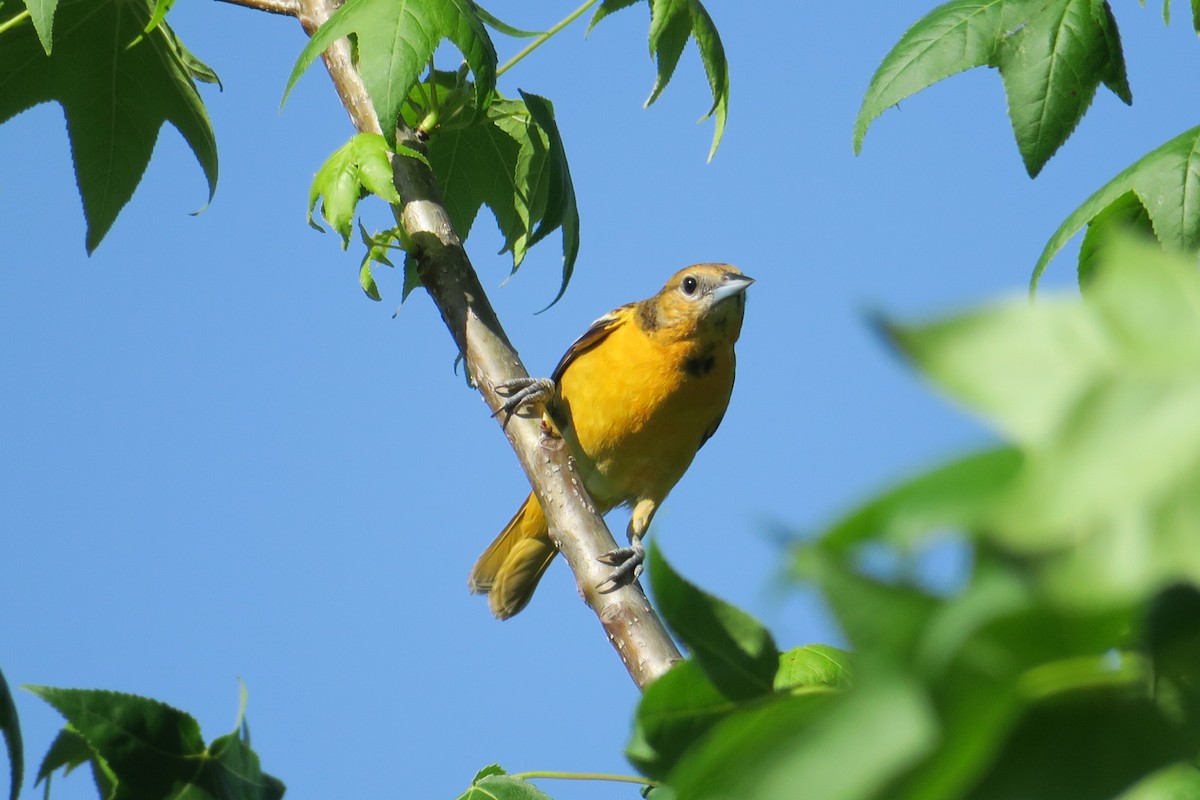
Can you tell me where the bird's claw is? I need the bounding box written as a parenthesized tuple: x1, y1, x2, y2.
(596, 543, 645, 593)
(493, 377, 555, 420)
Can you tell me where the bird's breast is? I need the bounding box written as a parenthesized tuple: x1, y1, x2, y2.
(551, 321, 735, 507)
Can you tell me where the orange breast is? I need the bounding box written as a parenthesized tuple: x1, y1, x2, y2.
(552, 319, 735, 510)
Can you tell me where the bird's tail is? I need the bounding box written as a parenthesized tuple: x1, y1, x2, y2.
(469, 492, 558, 619)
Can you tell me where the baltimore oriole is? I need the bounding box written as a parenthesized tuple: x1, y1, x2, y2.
(469, 263, 753, 619)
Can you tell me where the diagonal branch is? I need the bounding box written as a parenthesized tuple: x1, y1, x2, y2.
(238, 0, 683, 689)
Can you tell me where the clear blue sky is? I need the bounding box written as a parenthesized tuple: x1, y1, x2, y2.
(3, 3, 1199, 799)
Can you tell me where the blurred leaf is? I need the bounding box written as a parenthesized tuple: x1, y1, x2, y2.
(0, 0, 217, 252)
(968, 687, 1194, 800)
(308, 133, 404, 247)
(819, 447, 1021, 553)
(0, 668, 20, 800)
(649, 543, 779, 701)
(855, 0, 1130, 177)
(798, 544, 940, 659)
(459, 773, 553, 800)
(627, 660, 734, 780)
(668, 671, 937, 800)
(28, 686, 207, 797)
(1146, 584, 1200, 732)
(1115, 763, 1200, 800)
(426, 94, 579, 287)
(285, 0, 496, 147)
(774, 645, 854, 691)
(589, 0, 729, 160)
(1033, 126, 1200, 289)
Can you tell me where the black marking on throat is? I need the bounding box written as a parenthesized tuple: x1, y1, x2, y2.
(684, 354, 716, 378)
(636, 301, 660, 332)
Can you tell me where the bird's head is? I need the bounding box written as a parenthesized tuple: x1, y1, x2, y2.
(642, 263, 754, 343)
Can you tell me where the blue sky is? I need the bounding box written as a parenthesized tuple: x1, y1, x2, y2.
(3, 3, 1200, 799)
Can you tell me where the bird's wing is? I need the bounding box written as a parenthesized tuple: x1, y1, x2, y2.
(550, 304, 632, 383)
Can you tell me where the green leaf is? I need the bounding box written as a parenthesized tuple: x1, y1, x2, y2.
(471, 764, 507, 782)
(426, 95, 579, 292)
(0, 0, 218, 252)
(774, 645, 855, 692)
(590, 0, 729, 160)
(854, 0, 1029, 154)
(520, 91, 579, 308)
(1032, 126, 1200, 289)
(35, 728, 91, 786)
(22, 0, 57, 53)
(627, 660, 735, 780)
(474, 4, 542, 38)
(668, 671, 937, 800)
(308, 133, 403, 247)
(0, 668, 20, 800)
(202, 723, 285, 800)
(588, 0, 640, 32)
(854, 0, 1130, 176)
(28, 686, 207, 797)
(130, 0, 173, 46)
(284, 0, 496, 147)
(1077, 191, 1155, 285)
(458, 774, 553, 800)
(648, 543, 779, 701)
(998, 0, 1129, 177)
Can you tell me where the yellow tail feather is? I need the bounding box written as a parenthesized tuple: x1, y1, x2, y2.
(469, 493, 558, 619)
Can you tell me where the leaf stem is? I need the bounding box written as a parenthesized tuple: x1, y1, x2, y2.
(495, 0, 599, 77)
(0, 9, 30, 36)
(509, 770, 656, 786)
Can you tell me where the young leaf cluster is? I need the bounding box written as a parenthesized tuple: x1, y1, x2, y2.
(855, 1, 1200, 286)
(296, 0, 728, 302)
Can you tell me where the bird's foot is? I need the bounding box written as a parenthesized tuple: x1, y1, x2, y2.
(596, 541, 645, 593)
(493, 377, 556, 420)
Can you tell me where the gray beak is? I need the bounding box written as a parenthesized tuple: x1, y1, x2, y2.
(711, 273, 755, 304)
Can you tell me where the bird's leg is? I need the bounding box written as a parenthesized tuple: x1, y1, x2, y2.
(492, 377, 556, 420)
(596, 498, 655, 593)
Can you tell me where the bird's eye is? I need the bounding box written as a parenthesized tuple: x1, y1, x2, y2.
(681, 276, 699, 295)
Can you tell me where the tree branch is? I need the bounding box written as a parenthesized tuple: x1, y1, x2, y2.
(214, 0, 300, 17)
(249, 0, 684, 689)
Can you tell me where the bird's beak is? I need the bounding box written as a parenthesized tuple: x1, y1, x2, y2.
(711, 273, 755, 304)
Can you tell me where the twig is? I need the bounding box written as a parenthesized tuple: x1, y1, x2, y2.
(246, 0, 684, 689)
(213, 0, 300, 16)
(496, 0, 599, 77)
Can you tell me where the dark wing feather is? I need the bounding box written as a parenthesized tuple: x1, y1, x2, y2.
(550, 304, 633, 383)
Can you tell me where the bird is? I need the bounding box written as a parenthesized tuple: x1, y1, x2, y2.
(469, 263, 753, 619)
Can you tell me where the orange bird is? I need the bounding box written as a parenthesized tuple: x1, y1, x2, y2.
(469, 263, 753, 619)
